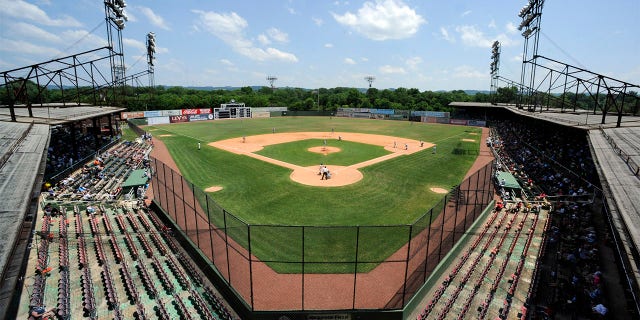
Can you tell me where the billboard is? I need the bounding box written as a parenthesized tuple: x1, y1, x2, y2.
(467, 120, 487, 127)
(449, 119, 468, 125)
(169, 115, 189, 123)
(120, 111, 145, 119)
(144, 110, 161, 118)
(370, 108, 394, 115)
(189, 114, 214, 121)
(413, 111, 449, 118)
(182, 109, 211, 115)
(148, 116, 170, 125)
(160, 110, 182, 116)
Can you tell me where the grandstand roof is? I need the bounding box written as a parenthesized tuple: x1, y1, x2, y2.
(450, 102, 640, 129)
(0, 103, 125, 125)
(0, 122, 50, 289)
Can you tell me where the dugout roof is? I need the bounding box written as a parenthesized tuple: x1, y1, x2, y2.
(496, 171, 521, 190)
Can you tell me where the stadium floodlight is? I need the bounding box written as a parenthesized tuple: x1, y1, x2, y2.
(518, 1, 534, 18)
(114, 7, 128, 21)
(522, 27, 538, 38)
(111, 18, 125, 30)
(489, 40, 500, 75)
(115, 0, 127, 8)
(364, 75, 375, 88)
(266, 75, 277, 90)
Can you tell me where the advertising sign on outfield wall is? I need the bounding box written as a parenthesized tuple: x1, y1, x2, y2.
(181, 109, 200, 115)
(169, 115, 189, 123)
(467, 120, 487, 127)
(413, 111, 449, 118)
(160, 110, 181, 116)
(449, 119, 468, 125)
(147, 116, 170, 125)
(199, 108, 212, 114)
(120, 111, 145, 119)
(188, 114, 214, 121)
(144, 110, 161, 118)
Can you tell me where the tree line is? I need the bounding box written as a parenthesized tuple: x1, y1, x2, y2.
(2, 80, 637, 114)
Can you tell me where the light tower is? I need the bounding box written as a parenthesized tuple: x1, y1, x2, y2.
(517, 0, 544, 110)
(104, 0, 128, 105)
(490, 40, 501, 105)
(146, 32, 156, 89)
(266, 75, 277, 91)
(364, 76, 376, 88)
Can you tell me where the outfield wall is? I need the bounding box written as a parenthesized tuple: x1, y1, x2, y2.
(147, 154, 495, 316)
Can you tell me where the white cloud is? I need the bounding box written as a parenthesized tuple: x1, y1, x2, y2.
(155, 46, 169, 54)
(313, 17, 324, 26)
(59, 29, 108, 49)
(123, 38, 146, 52)
(324, 43, 334, 48)
(379, 65, 406, 74)
(406, 56, 422, 69)
(220, 59, 234, 66)
(505, 22, 518, 34)
(192, 10, 298, 62)
(0, 0, 81, 27)
(286, 6, 297, 15)
(488, 19, 496, 29)
(361, 57, 369, 62)
(344, 57, 356, 64)
(9, 22, 61, 43)
(461, 10, 472, 17)
(440, 27, 455, 42)
(332, 0, 426, 41)
(512, 54, 522, 62)
(452, 65, 485, 79)
(0, 37, 61, 56)
(124, 10, 137, 23)
(257, 34, 270, 45)
(138, 6, 170, 30)
(267, 28, 289, 43)
(455, 25, 518, 48)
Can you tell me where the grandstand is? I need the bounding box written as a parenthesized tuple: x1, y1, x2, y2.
(1, 102, 638, 319)
(446, 102, 640, 318)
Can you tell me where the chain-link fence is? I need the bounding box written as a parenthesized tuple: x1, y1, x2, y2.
(149, 155, 494, 311)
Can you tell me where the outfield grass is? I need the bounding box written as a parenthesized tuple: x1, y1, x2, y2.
(150, 117, 481, 273)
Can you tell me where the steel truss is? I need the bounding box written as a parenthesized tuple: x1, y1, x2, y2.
(1, 47, 119, 122)
(522, 55, 640, 127)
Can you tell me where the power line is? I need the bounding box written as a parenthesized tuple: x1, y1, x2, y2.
(540, 31, 587, 69)
(50, 21, 106, 60)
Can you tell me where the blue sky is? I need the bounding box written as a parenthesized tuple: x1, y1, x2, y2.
(1, 0, 638, 91)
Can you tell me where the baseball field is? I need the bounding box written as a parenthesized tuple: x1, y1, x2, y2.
(147, 116, 482, 273)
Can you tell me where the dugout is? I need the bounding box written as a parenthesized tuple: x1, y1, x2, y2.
(495, 170, 522, 201)
(121, 169, 149, 196)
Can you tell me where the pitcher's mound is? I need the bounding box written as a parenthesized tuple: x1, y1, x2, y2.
(290, 165, 363, 187)
(308, 146, 341, 155)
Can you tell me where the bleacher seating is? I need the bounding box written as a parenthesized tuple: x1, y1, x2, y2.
(20, 139, 239, 320)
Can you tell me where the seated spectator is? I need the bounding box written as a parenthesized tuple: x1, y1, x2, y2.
(29, 305, 56, 319)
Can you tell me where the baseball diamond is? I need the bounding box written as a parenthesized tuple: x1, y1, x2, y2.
(147, 116, 493, 311)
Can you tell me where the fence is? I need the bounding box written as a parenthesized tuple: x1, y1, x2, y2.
(149, 156, 495, 312)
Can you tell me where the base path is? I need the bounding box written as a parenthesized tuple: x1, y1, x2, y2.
(210, 131, 431, 187)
